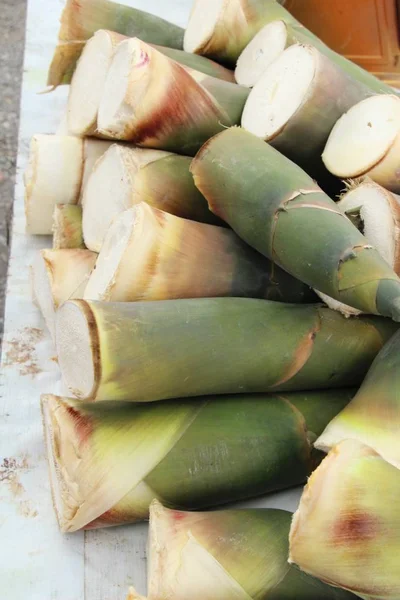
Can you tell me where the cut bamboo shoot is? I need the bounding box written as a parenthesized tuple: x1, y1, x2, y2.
(97, 38, 249, 153)
(242, 44, 369, 173)
(323, 95, 400, 193)
(55, 298, 397, 402)
(31, 249, 96, 340)
(127, 501, 356, 600)
(48, 0, 185, 87)
(41, 389, 354, 532)
(289, 440, 400, 600)
(83, 203, 315, 303)
(53, 205, 85, 250)
(81, 145, 217, 252)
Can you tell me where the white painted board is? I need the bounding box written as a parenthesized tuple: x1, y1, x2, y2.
(0, 2, 302, 599)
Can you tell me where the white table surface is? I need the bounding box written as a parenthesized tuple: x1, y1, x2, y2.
(0, 2, 301, 598)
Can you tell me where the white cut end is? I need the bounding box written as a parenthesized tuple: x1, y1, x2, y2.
(32, 251, 58, 339)
(68, 31, 119, 136)
(242, 44, 316, 140)
(82, 145, 135, 252)
(84, 207, 138, 301)
(235, 21, 288, 87)
(323, 95, 400, 178)
(56, 301, 96, 399)
(338, 181, 399, 268)
(183, 0, 225, 54)
(24, 135, 83, 235)
(32, 249, 97, 339)
(82, 144, 166, 252)
(97, 38, 151, 139)
(81, 139, 113, 197)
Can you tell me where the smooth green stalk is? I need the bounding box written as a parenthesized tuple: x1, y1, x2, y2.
(55, 298, 397, 402)
(127, 501, 356, 600)
(289, 440, 400, 600)
(53, 205, 85, 249)
(191, 128, 400, 321)
(41, 389, 354, 532)
(48, 0, 184, 86)
(316, 328, 400, 470)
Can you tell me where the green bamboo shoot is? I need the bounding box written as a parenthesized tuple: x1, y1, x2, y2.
(41, 389, 354, 532)
(127, 501, 356, 600)
(289, 440, 400, 600)
(55, 298, 396, 402)
(191, 128, 400, 321)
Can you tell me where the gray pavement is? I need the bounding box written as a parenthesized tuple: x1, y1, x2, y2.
(0, 0, 27, 340)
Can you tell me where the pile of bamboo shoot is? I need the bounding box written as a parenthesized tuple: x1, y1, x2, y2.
(25, 0, 400, 598)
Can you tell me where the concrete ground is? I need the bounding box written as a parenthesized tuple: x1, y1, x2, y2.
(0, 0, 27, 341)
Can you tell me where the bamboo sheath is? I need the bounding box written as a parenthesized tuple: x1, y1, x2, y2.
(41, 389, 354, 532)
(97, 39, 249, 154)
(191, 129, 400, 321)
(48, 0, 184, 86)
(52, 205, 85, 250)
(184, 0, 393, 95)
(83, 203, 316, 303)
(316, 328, 400, 471)
(127, 501, 356, 600)
(54, 298, 397, 403)
(289, 440, 400, 600)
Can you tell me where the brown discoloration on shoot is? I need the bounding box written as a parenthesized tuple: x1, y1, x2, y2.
(272, 314, 321, 388)
(4, 327, 44, 376)
(131, 61, 226, 148)
(333, 511, 380, 544)
(65, 405, 94, 446)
